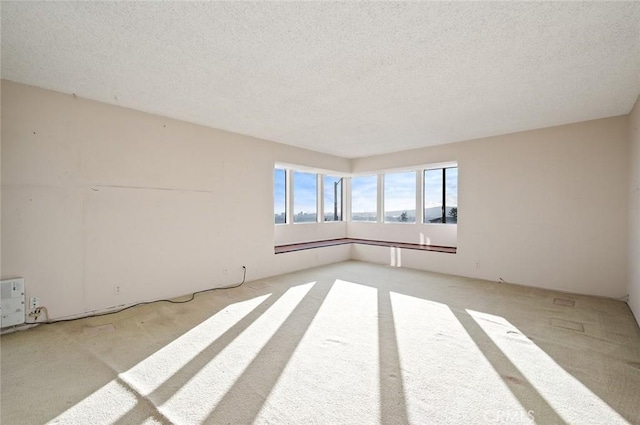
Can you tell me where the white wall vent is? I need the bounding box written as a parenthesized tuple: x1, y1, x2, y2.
(1, 278, 26, 328)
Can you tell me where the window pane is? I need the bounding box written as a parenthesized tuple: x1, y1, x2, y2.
(424, 169, 443, 223)
(293, 171, 317, 223)
(445, 167, 458, 223)
(274, 168, 286, 224)
(324, 176, 343, 222)
(351, 175, 377, 222)
(384, 171, 416, 223)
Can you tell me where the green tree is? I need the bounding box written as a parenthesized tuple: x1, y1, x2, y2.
(400, 211, 408, 222)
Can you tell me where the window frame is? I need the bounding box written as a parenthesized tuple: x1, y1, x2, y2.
(350, 174, 379, 222)
(274, 163, 457, 228)
(383, 170, 417, 224)
(292, 170, 319, 224)
(323, 175, 344, 222)
(423, 166, 458, 225)
(274, 164, 347, 226)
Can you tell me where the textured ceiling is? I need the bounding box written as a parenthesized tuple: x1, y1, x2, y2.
(2, 2, 639, 158)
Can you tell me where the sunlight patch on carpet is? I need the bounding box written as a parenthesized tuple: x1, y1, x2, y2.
(391, 293, 528, 424)
(120, 293, 272, 395)
(254, 279, 380, 424)
(50, 293, 272, 424)
(48, 379, 139, 424)
(158, 282, 316, 424)
(467, 309, 629, 424)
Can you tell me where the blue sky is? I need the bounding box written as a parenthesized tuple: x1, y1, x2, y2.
(293, 171, 317, 214)
(275, 170, 342, 215)
(274, 169, 286, 214)
(275, 167, 457, 215)
(351, 175, 377, 213)
(384, 171, 415, 212)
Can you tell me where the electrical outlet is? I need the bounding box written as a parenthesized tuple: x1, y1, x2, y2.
(29, 296, 40, 310)
(475, 261, 481, 269)
(114, 285, 121, 295)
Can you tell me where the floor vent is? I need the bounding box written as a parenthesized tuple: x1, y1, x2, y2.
(551, 318, 585, 332)
(553, 297, 575, 307)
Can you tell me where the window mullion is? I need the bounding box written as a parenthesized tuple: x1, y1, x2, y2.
(378, 174, 384, 223)
(416, 170, 423, 224)
(441, 168, 446, 223)
(318, 174, 323, 223)
(346, 177, 352, 222)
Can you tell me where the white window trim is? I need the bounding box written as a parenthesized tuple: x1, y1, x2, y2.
(275, 164, 348, 226)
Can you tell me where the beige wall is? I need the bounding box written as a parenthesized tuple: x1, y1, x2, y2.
(1, 80, 634, 320)
(352, 116, 630, 298)
(629, 95, 640, 323)
(1, 80, 350, 319)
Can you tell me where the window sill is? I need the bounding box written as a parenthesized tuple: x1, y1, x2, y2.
(274, 238, 456, 255)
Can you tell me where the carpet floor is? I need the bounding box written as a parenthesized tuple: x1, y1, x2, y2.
(1, 261, 639, 424)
